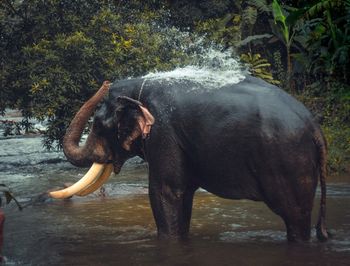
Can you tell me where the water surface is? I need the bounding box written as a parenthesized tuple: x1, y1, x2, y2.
(1, 135, 350, 266)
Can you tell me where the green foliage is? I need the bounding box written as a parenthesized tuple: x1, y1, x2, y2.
(306, 0, 343, 17)
(302, 0, 350, 81)
(323, 124, 350, 173)
(272, 0, 290, 43)
(267, 0, 350, 91)
(298, 82, 350, 123)
(240, 53, 280, 84)
(271, 0, 350, 88)
(272, 51, 285, 85)
(166, 0, 234, 28)
(246, 0, 271, 13)
(297, 84, 350, 173)
(271, 0, 307, 90)
(194, 0, 271, 49)
(1, 1, 189, 148)
(242, 6, 258, 27)
(195, 13, 243, 48)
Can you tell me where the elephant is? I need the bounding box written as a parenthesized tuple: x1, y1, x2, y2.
(49, 75, 329, 242)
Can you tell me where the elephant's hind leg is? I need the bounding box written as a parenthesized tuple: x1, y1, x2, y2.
(282, 208, 312, 242)
(265, 200, 313, 242)
(263, 177, 315, 242)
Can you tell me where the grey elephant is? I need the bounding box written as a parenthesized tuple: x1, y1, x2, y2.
(50, 75, 329, 242)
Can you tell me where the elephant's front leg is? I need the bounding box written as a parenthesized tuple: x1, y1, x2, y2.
(148, 179, 197, 240)
(145, 129, 198, 239)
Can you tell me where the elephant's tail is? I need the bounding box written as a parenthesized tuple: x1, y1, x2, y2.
(315, 130, 329, 241)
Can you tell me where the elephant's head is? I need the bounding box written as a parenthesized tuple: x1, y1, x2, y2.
(49, 81, 154, 199)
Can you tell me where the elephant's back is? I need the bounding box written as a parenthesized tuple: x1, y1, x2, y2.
(168, 75, 317, 139)
(111, 75, 318, 138)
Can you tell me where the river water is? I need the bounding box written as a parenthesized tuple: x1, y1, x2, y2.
(1, 131, 350, 266)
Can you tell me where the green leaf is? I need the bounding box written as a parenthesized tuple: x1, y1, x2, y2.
(240, 53, 279, 85)
(272, 0, 286, 25)
(253, 63, 271, 68)
(286, 7, 308, 27)
(271, 0, 289, 42)
(246, 0, 271, 13)
(242, 6, 258, 26)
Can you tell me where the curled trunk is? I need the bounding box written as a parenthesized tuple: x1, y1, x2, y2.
(63, 81, 111, 166)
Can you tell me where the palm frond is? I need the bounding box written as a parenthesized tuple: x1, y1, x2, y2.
(253, 63, 271, 68)
(240, 53, 280, 84)
(242, 6, 257, 26)
(307, 0, 343, 17)
(246, 0, 271, 13)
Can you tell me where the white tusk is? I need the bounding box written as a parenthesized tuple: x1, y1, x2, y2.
(75, 163, 113, 196)
(49, 163, 105, 199)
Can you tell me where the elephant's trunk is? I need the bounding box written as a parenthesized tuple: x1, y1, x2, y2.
(49, 81, 123, 199)
(63, 81, 111, 167)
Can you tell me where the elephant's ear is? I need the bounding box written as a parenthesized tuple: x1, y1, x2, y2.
(116, 96, 155, 151)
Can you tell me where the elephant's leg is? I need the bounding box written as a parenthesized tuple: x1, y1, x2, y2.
(283, 211, 312, 242)
(146, 138, 198, 239)
(263, 179, 315, 242)
(265, 199, 313, 242)
(149, 181, 197, 239)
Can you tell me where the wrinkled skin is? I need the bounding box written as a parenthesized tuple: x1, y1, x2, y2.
(63, 75, 329, 242)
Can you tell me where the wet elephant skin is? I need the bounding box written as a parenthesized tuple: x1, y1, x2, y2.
(65, 75, 329, 242)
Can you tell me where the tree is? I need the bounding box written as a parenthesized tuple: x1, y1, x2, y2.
(1, 1, 189, 148)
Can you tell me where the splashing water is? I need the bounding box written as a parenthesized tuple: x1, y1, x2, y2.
(143, 29, 247, 88)
(144, 49, 246, 88)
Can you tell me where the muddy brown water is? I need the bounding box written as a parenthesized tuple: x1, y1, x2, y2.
(1, 136, 350, 265)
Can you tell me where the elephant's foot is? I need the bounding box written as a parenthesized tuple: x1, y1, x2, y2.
(285, 216, 312, 242)
(157, 231, 190, 241)
(286, 229, 311, 242)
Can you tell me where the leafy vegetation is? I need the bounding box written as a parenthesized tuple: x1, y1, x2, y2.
(240, 53, 280, 84)
(323, 124, 350, 173)
(1, 0, 349, 173)
(1, 1, 190, 148)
